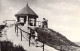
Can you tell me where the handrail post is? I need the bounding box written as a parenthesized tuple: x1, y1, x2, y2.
(15, 24, 16, 33)
(29, 33, 31, 46)
(43, 43, 44, 51)
(17, 25, 18, 36)
(0, 42, 1, 51)
(20, 30, 22, 41)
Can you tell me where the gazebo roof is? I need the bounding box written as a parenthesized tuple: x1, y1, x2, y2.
(15, 4, 38, 18)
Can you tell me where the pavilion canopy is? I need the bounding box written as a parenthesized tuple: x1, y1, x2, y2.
(15, 4, 38, 18)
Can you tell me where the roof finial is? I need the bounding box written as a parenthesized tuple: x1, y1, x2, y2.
(25, 0, 29, 6)
(27, 2, 28, 5)
(26, 2, 29, 7)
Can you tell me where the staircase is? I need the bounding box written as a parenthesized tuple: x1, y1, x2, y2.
(1, 24, 58, 51)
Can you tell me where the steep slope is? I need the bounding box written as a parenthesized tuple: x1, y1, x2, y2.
(35, 27, 80, 51)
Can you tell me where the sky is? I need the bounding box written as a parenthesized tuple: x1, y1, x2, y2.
(0, 0, 80, 42)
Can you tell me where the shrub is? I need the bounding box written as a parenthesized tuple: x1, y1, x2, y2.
(0, 41, 26, 51)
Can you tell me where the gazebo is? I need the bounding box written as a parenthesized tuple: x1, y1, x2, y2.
(15, 4, 38, 26)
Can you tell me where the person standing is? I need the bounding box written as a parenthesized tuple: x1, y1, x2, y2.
(42, 18, 48, 29)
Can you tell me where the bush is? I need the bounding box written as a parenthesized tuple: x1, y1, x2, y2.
(0, 41, 26, 51)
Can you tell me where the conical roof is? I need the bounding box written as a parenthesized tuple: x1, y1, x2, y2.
(15, 4, 38, 18)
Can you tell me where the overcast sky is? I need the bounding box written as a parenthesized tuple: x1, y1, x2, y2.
(0, 0, 80, 42)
